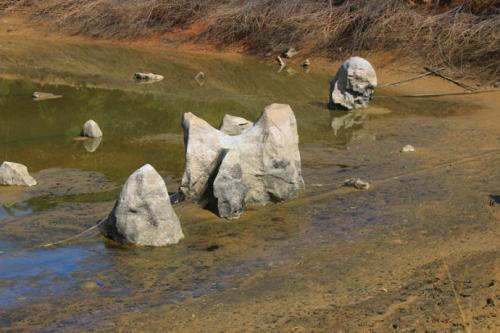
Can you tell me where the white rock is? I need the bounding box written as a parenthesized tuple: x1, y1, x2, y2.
(32, 92, 62, 101)
(100, 164, 184, 246)
(180, 103, 304, 219)
(81, 120, 103, 138)
(344, 178, 370, 190)
(401, 145, 415, 153)
(329, 57, 377, 110)
(133, 72, 164, 82)
(0, 161, 37, 187)
(219, 115, 253, 136)
(283, 48, 299, 59)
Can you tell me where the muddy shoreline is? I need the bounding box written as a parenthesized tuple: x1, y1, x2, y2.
(0, 18, 499, 333)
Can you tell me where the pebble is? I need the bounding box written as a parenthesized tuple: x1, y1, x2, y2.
(344, 178, 370, 190)
(401, 145, 415, 153)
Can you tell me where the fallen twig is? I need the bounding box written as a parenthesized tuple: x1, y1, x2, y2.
(375, 88, 500, 98)
(424, 67, 476, 91)
(380, 68, 445, 87)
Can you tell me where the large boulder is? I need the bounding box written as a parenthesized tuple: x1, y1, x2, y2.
(219, 115, 253, 136)
(180, 104, 304, 219)
(99, 164, 184, 246)
(0, 161, 37, 187)
(81, 120, 103, 138)
(328, 57, 377, 110)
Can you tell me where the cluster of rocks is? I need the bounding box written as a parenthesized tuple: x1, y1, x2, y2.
(180, 103, 304, 219)
(100, 103, 304, 246)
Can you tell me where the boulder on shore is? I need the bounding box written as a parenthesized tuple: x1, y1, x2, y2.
(81, 120, 103, 138)
(0, 161, 37, 187)
(99, 164, 184, 246)
(329, 57, 377, 110)
(219, 115, 253, 136)
(180, 104, 304, 219)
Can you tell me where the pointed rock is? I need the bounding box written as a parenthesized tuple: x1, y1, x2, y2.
(0, 161, 37, 186)
(329, 57, 377, 110)
(81, 120, 103, 138)
(219, 115, 253, 136)
(100, 164, 184, 246)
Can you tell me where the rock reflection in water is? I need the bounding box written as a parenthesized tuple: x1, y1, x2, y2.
(82, 137, 102, 153)
(330, 111, 367, 142)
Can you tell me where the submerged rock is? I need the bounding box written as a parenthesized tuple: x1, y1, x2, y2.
(100, 164, 184, 246)
(344, 178, 370, 190)
(32, 92, 62, 101)
(133, 72, 164, 82)
(219, 115, 253, 136)
(81, 120, 103, 138)
(329, 57, 377, 110)
(0, 161, 37, 187)
(180, 104, 304, 219)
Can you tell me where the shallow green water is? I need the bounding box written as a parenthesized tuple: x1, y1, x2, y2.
(0, 39, 344, 184)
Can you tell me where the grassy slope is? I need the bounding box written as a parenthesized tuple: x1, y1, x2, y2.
(3, 0, 500, 80)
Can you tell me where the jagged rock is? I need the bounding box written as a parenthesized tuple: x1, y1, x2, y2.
(213, 150, 248, 219)
(344, 178, 370, 190)
(283, 48, 299, 59)
(219, 115, 253, 136)
(32, 92, 62, 101)
(0, 161, 37, 187)
(180, 103, 304, 219)
(133, 72, 164, 82)
(401, 144, 415, 153)
(81, 120, 103, 138)
(99, 164, 184, 246)
(329, 57, 377, 110)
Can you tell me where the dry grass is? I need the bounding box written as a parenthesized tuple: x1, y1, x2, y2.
(3, 0, 499, 79)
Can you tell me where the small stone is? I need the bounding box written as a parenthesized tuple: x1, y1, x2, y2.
(283, 48, 299, 59)
(486, 298, 495, 306)
(276, 56, 285, 67)
(302, 59, 310, 67)
(344, 178, 370, 190)
(401, 145, 415, 153)
(81, 120, 103, 138)
(195, 71, 205, 81)
(0, 161, 37, 187)
(133, 72, 164, 82)
(32, 92, 62, 101)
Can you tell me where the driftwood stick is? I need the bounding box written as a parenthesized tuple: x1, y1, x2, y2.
(375, 88, 500, 98)
(424, 66, 476, 91)
(380, 67, 445, 87)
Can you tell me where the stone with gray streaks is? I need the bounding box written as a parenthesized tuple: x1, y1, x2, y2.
(329, 57, 377, 110)
(100, 164, 184, 246)
(0, 161, 37, 187)
(180, 103, 304, 219)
